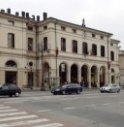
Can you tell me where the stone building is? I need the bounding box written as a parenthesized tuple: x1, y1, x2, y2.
(119, 50, 124, 87)
(0, 8, 120, 89)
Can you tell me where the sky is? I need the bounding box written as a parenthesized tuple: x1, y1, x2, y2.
(1, 0, 124, 49)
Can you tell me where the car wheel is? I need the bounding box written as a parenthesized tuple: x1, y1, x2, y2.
(9, 94, 13, 97)
(15, 92, 20, 97)
(62, 90, 66, 95)
(76, 90, 81, 94)
(117, 89, 120, 93)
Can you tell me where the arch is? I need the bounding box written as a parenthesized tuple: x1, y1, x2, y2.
(59, 62, 67, 85)
(91, 65, 98, 88)
(81, 65, 88, 88)
(42, 62, 50, 90)
(71, 64, 78, 83)
(5, 60, 17, 67)
(5, 60, 17, 84)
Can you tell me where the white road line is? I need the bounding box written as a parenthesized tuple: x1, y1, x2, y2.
(0, 115, 37, 122)
(0, 105, 4, 106)
(33, 123, 64, 127)
(38, 109, 51, 113)
(64, 106, 76, 110)
(0, 119, 49, 127)
(0, 106, 10, 109)
(0, 111, 27, 117)
(103, 103, 111, 106)
(0, 109, 18, 113)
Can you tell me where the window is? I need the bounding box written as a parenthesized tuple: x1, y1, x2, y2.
(8, 33, 15, 48)
(28, 38, 33, 51)
(6, 60, 17, 67)
(43, 25, 47, 30)
(61, 38, 66, 52)
(100, 35, 104, 40)
(92, 33, 96, 38)
(72, 29, 76, 33)
(43, 37, 48, 51)
(92, 44, 97, 56)
(111, 68, 115, 73)
(101, 46, 105, 57)
(72, 40, 78, 53)
(111, 51, 114, 61)
(61, 26, 66, 31)
(111, 75, 115, 83)
(8, 20, 14, 26)
(82, 42, 88, 55)
(28, 26, 33, 31)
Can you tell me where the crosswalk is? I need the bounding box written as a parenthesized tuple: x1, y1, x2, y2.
(0, 104, 64, 127)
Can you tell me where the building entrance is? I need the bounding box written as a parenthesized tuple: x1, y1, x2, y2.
(5, 71, 17, 84)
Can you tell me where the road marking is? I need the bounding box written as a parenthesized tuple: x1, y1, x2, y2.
(0, 109, 18, 113)
(33, 123, 64, 127)
(64, 106, 76, 110)
(103, 103, 111, 106)
(0, 111, 27, 117)
(0, 106, 10, 109)
(0, 119, 49, 127)
(38, 109, 51, 113)
(0, 115, 37, 122)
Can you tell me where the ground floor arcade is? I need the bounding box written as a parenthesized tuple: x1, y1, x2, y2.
(0, 59, 119, 89)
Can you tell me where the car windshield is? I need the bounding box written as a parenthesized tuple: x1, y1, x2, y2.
(105, 84, 118, 87)
(61, 85, 68, 88)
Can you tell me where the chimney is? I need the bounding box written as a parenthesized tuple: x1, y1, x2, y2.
(1, 9, 5, 13)
(37, 15, 40, 21)
(43, 12, 47, 20)
(7, 8, 11, 14)
(15, 12, 19, 16)
(82, 18, 86, 27)
(22, 11, 25, 18)
(26, 12, 29, 18)
(32, 15, 35, 20)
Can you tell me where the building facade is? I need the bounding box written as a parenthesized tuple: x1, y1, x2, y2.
(119, 50, 124, 87)
(0, 9, 120, 89)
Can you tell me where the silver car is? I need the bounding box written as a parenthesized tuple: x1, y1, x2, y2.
(100, 84, 120, 93)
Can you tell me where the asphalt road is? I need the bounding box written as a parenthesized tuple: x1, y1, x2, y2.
(0, 90, 124, 127)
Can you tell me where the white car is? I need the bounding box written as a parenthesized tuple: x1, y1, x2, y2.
(100, 84, 120, 93)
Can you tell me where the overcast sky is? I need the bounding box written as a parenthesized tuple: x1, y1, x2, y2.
(1, 0, 124, 49)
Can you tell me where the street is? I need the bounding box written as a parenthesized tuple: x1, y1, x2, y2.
(0, 90, 124, 127)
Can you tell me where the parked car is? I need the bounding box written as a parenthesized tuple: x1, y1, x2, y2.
(51, 83, 83, 95)
(0, 84, 21, 97)
(100, 84, 120, 93)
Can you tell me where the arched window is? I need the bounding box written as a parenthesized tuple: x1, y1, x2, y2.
(92, 44, 97, 56)
(72, 40, 78, 53)
(6, 60, 17, 67)
(101, 45, 105, 57)
(111, 51, 114, 61)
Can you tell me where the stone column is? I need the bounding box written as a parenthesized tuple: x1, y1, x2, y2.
(78, 66, 81, 83)
(88, 67, 91, 88)
(97, 68, 100, 88)
(67, 66, 70, 83)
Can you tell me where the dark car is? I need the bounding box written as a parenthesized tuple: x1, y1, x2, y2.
(0, 84, 21, 97)
(51, 83, 83, 95)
